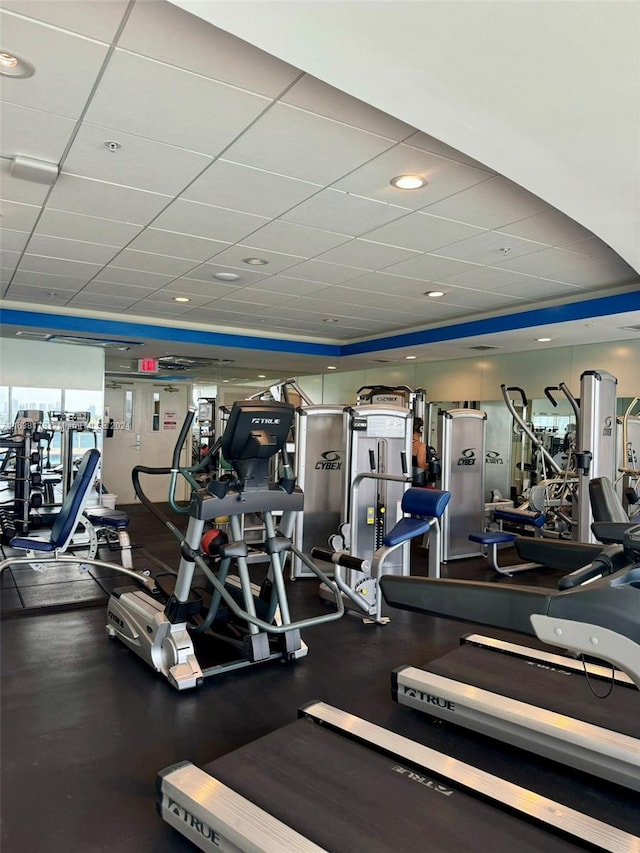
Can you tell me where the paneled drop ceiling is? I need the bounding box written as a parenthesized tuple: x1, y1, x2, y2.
(0, 0, 638, 382)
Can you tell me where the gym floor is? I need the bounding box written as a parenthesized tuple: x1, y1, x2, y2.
(1, 506, 638, 852)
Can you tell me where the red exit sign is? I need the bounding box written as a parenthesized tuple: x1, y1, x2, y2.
(138, 358, 159, 373)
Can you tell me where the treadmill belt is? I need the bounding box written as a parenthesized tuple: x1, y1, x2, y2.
(205, 717, 593, 853)
(425, 645, 640, 737)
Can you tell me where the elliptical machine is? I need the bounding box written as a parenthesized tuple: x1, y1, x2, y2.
(106, 399, 344, 690)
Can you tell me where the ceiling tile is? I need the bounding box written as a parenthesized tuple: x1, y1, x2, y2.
(84, 49, 270, 156)
(244, 220, 350, 256)
(162, 279, 239, 299)
(207, 288, 289, 308)
(183, 307, 248, 325)
(118, 0, 299, 97)
(10, 269, 87, 291)
(0, 160, 50, 205)
(316, 239, 420, 270)
(281, 188, 410, 236)
(182, 159, 320, 218)
(17, 253, 101, 280)
(337, 272, 433, 297)
(494, 279, 582, 300)
(224, 102, 396, 184)
(26, 234, 119, 265)
(1, 229, 30, 253)
(495, 246, 637, 286)
(2, 0, 129, 41)
(254, 275, 330, 296)
(68, 292, 139, 309)
(282, 74, 415, 140)
(93, 267, 175, 289)
(363, 211, 485, 252)
(46, 174, 171, 224)
(281, 259, 366, 284)
(2, 283, 75, 304)
(421, 175, 551, 228)
(333, 142, 492, 209)
(126, 229, 229, 262)
(562, 235, 629, 264)
(138, 290, 214, 308)
(35, 209, 142, 246)
(382, 253, 479, 281)
(440, 230, 548, 265)
(0, 11, 109, 117)
(437, 266, 539, 291)
(83, 281, 156, 299)
(208, 244, 304, 275)
(64, 123, 212, 195)
(1, 102, 77, 161)
(497, 209, 593, 247)
(181, 262, 266, 286)
(405, 131, 495, 171)
(436, 286, 524, 309)
(0, 200, 41, 231)
(108, 249, 198, 277)
(0, 250, 21, 273)
(152, 199, 268, 242)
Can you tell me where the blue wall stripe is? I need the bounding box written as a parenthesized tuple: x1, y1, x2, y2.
(2, 289, 638, 360)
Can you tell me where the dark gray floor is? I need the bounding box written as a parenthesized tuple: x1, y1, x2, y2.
(1, 506, 638, 851)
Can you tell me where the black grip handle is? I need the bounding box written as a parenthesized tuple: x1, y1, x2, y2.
(400, 451, 408, 474)
(503, 385, 528, 407)
(311, 547, 369, 572)
(544, 386, 560, 407)
(172, 409, 196, 469)
(369, 449, 376, 471)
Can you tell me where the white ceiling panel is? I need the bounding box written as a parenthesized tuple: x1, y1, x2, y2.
(108, 249, 198, 277)
(558, 235, 627, 264)
(280, 260, 367, 285)
(244, 220, 350, 257)
(2, 0, 130, 42)
(255, 275, 330, 296)
(163, 279, 239, 299)
(68, 292, 140, 309)
(382, 253, 479, 281)
(440, 230, 549, 266)
(26, 234, 120, 265)
(0, 250, 21, 273)
(126, 228, 229, 261)
(84, 49, 270, 156)
(3, 284, 75, 304)
(494, 278, 582, 300)
(0, 160, 50, 205)
(180, 261, 266, 286)
(64, 123, 212, 195)
(1, 102, 77, 161)
(420, 175, 551, 228)
(151, 199, 268, 242)
(436, 265, 539, 291)
(437, 286, 524, 309)
(0, 11, 109, 117)
(1, 229, 30, 253)
(497, 209, 593, 247)
(281, 188, 410, 236)
(338, 272, 433, 297)
(495, 246, 637, 286)
(11, 269, 88, 291)
(315, 239, 420, 270)
(15, 253, 99, 281)
(182, 159, 320, 218)
(333, 143, 492, 209)
(362, 211, 485, 253)
(139, 289, 214, 307)
(93, 267, 175, 288)
(206, 295, 279, 313)
(119, 0, 299, 97)
(209, 288, 290, 308)
(0, 200, 41, 232)
(46, 174, 171, 223)
(35, 209, 143, 246)
(405, 131, 494, 171)
(281, 74, 415, 140)
(129, 299, 196, 316)
(224, 102, 396, 185)
(83, 281, 157, 299)
(183, 307, 249, 324)
(208, 244, 304, 275)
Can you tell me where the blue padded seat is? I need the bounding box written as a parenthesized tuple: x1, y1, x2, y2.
(10, 449, 100, 553)
(469, 531, 517, 546)
(382, 487, 452, 547)
(494, 508, 546, 528)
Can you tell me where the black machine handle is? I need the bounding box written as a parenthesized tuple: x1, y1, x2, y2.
(503, 385, 528, 407)
(400, 451, 408, 475)
(311, 547, 370, 573)
(557, 544, 622, 590)
(369, 449, 376, 471)
(544, 386, 560, 408)
(172, 408, 196, 469)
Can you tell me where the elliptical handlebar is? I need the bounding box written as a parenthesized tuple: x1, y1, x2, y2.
(501, 384, 569, 476)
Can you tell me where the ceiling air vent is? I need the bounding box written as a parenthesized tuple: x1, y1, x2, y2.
(619, 324, 640, 332)
(368, 359, 393, 363)
(158, 355, 234, 371)
(468, 345, 503, 351)
(48, 334, 142, 349)
(15, 331, 53, 340)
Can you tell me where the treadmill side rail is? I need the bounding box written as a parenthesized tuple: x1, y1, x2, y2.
(157, 761, 328, 853)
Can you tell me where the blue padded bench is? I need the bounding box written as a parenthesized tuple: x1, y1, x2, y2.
(383, 488, 452, 548)
(493, 507, 546, 528)
(468, 530, 518, 575)
(84, 506, 133, 569)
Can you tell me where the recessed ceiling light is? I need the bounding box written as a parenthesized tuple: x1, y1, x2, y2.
(536, 337, 552, 342)
(258, 374, 266, 379)
(323, 318, 339, 323)
(243, 257, 268, 266)
(327, 365, 337, 370)
(425, 290, 445, 298)
(104, 140, 122, 153)
(0, 51, 35, 78)
(390, 174, 427, 190)
(223, 379, 230, 383)
(173, 296, 191, 303)
(214, 272, 240, 281)
(405, 355, 417, 360)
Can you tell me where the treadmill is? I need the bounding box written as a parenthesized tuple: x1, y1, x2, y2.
(157, 700, 639, 852)
(381, 528, 640, 792)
